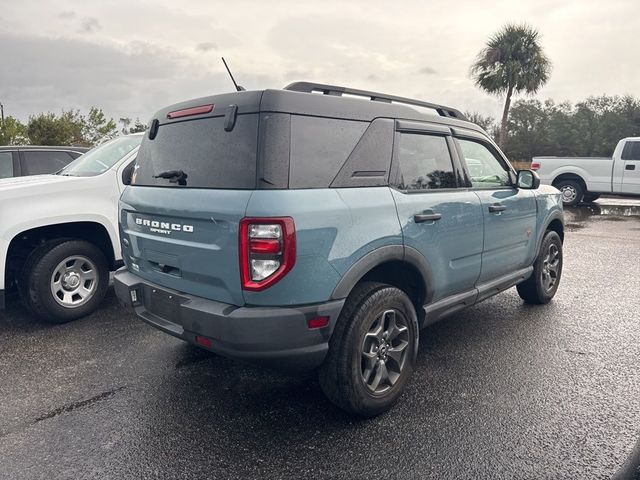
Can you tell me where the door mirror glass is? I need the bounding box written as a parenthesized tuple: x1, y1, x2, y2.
(516, 170, 540, 189)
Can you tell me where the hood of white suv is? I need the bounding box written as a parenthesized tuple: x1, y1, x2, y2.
(0, 173, 90, 202)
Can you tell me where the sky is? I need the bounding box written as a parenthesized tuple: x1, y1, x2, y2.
(0, 0, 638, 125)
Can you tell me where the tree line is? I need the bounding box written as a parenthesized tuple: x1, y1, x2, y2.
(0, 107, 146, 147)
(469, 23, 640, 162)
(468, 95, 640, 161)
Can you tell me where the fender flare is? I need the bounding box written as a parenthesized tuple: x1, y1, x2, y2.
(537, 211, 565, 252)
(330, 245, 435, 303)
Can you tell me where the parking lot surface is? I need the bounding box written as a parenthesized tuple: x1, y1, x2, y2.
(1, 198, 639, 479)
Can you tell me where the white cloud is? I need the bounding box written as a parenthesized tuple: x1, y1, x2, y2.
(0, 0, 638, 123)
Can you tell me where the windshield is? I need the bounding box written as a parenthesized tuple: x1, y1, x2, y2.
(58, 135, 142, 177)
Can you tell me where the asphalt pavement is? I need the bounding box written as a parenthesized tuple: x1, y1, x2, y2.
(1, 198, 639, 480)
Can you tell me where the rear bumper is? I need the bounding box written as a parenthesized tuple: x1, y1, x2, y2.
(113, 268, 344, 370)
(0, 289, 4, 310)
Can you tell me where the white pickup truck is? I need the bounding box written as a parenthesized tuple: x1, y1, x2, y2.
(0, 134, 142, 323)
(533, 137, 640, 206)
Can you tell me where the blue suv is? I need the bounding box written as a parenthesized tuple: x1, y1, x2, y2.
(114, 82, 564, 416)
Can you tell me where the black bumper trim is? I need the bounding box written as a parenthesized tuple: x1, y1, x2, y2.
(0, 289, 5, 310)
(113, 268, 344, 370)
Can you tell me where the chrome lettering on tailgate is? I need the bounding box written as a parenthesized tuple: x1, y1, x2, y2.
(134, 217, 194, 235)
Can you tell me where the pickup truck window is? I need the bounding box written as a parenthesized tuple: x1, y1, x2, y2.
(0, 152, 13, 178)
(395, 133, 456, 190)
(456, 138, 510, 189)
(622, 141, 640, 161)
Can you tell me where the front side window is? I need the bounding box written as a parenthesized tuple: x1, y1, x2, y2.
(0, 152, 13, 178)
(395, 133, 456, 191)
(457, 138, 510, 189)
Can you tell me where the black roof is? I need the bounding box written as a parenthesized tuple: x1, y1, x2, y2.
(0, 145, 90, 152)
(153, 81, 485, 136)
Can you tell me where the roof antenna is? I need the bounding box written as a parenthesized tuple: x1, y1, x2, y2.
(221, 57, 245, 92)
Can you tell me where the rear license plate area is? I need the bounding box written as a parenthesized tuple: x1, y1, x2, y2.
(147, 288, 180, 319)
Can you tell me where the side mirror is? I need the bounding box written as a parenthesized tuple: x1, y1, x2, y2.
(516, 169, 540, 189)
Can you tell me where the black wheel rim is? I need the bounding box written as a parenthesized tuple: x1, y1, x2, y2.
(360, 309, 410, 395)
(541, 243, 561, 292)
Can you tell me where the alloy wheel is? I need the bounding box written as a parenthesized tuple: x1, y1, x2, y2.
(541, 243, 560, 292)
(361, 309, 410, 394)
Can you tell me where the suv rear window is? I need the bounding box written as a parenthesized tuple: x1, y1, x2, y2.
(132, 115, 259, 189)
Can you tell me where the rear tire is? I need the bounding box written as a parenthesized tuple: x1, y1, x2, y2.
(318, 282, 418, 417)
(555, 179, 583, 207)
(21, 240, 109, 323)
(517, 231, 563, 304)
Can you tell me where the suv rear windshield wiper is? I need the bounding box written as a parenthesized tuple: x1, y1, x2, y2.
(153, 169, 188, 186)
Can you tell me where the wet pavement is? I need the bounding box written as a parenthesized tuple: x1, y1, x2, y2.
(1, 198, 639, 479)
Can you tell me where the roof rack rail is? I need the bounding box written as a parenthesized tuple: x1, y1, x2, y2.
(284, 81, 468, 121)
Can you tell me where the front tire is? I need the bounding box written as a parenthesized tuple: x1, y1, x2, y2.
(21, 240, 109, 323)
(318, 282, 418, 417)
(555, 179, 583, 207)
(517, 231, 563, 304)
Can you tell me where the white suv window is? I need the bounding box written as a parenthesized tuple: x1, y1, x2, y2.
(0, 152, 13, 178)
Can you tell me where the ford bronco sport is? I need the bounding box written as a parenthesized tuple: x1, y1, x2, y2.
(114, 82, 564, 416)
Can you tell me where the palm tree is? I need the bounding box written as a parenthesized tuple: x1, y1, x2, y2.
(470, 24, 552, 149)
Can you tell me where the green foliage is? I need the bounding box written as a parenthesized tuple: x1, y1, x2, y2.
(470, 24, 552, 96)
(119, 117, 147, 135)
(465, 112, 496, 135)
(83, 107, 117, 145)
(470, 23, 552, 147)
(24, 108, 117, 147)
(129, 119, 147, 134)
(0, 116, 29, 145)
(27, 111, 84, 146)
(502, 95, 640, 161)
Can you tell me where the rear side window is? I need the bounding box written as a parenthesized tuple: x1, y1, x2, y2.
(21, 150, 74, 175)
(0, 152, 13, 178)
(394, 133, 456, 190)
(133, 115, 258, 189)
(622, 141, 640, 160)
(289, 116, 368, 188)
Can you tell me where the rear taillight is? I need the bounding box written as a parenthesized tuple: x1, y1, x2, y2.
(239, 217, 296, 291)
(530, 161, 540, 171)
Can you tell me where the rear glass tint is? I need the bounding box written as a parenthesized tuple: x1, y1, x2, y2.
(132, 114, 258, 189)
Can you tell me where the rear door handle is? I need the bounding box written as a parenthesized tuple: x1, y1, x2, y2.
(488, 203, 507, 213)
(626, 164, 636, 171)
(414, 213, 442, 223)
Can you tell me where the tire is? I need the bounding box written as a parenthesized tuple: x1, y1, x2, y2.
(21, 240, 109, 323)
(554, 179, 583, 207)
(517, 231, 563, 304)
(318, 282, 419, 417)
(582, 193, 601, 203)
